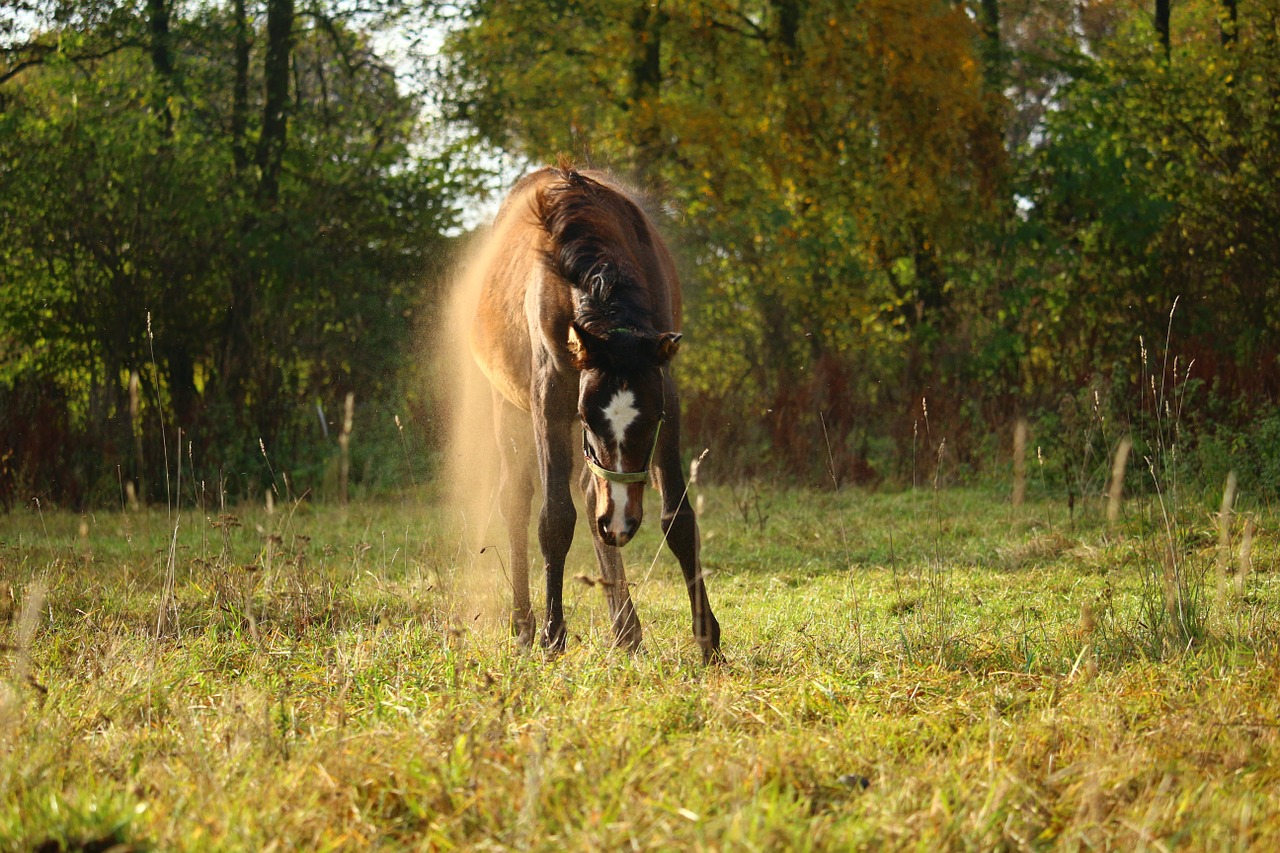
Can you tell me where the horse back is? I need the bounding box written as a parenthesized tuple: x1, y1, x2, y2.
(469, 167, 681, 414)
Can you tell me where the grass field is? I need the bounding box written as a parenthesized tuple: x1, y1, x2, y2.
(2, 480, 1278, 850)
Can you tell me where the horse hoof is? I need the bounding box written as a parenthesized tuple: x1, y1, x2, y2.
(611, 616, 643, 653)
(540, 627, 567, 655)
(512, 618, 536, 648)
(609, 633, 643, 654)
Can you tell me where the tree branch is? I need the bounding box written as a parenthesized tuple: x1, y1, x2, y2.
(683, 1, 769, 41)
(1, 39, 144, 86)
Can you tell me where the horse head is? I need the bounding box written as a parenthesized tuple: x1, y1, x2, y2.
(568, 322, 681, 547)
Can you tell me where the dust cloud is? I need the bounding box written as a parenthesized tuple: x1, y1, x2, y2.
(430, 225, 517, 634)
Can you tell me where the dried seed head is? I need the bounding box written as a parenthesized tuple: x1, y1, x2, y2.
(1080, 602, 1096, 635)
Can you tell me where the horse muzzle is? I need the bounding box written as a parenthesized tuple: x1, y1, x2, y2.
(597, 512, 640, 547)
(594, 478, 644, 547)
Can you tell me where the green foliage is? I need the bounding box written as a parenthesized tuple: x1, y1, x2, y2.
(1007, 0, 1280, 411)
(1187, 405, 1280, 505)
(7, 0, 1280, 502)
(0, 2, 462, 507)
(439, 0, 1004, 483)
(435, 0, 1280, 486)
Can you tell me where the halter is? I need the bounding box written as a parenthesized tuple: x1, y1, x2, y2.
(582, 417, 663, 485)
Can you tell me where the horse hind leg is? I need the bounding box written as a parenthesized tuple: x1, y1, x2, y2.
(580, 467, 643, 652)
(496, 395, 536, 647)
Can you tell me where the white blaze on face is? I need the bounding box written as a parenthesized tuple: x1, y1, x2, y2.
(608, 482, 630, 537)
(601, 388, 640, 539)
(601, 388, 640, 450)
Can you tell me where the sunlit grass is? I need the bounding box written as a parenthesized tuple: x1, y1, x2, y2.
(2, 484, 1279, 849)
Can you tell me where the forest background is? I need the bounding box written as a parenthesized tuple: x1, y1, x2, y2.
(2, 0, 1278, 508)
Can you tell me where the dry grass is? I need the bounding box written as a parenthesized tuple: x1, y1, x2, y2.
(2, 485, 1279, 850)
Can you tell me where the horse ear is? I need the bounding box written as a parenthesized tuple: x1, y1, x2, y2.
(567, 322, 604, 369)
(656, 332, 682, 364)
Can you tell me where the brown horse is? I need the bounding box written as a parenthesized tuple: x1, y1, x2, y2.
(469, 164, 721, 662)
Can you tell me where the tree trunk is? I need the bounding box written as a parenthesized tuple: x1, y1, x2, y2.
(166, 344, 199, 429)
(975, 0, 1008, 198)
(225, 0, 292, 410)
(1156, 0, 1171, 58)
(231, 0, 251, 173)
(147, 0, 174, 78)
(979, 0, 1001, 92)
(219, 0, 254, 407)
(1221, 0, 1242, 169)
(1220, 0, 1237, 46)
(629, 0, 663, 186)
(147, 0, 174, 134)
(773, 0, 800, 57)
(257, 0, 294, 205)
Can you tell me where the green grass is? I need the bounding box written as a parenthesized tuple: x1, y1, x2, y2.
(2, 483, 1279, 850)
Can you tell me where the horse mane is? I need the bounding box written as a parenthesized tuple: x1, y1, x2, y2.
(535, 165, 659, 346)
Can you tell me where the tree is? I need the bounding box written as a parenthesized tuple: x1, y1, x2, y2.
(440, 0, 1003, 479)
(0, 1, 462, 506)
(1156, 0, 1171, 56)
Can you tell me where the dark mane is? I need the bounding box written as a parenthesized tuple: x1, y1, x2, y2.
(535, 167, 659, 343)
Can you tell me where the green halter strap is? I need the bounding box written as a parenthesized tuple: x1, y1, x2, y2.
(582, 417, 663, 485)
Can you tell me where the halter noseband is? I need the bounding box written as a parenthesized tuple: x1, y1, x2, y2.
(582, 417, 663, 485)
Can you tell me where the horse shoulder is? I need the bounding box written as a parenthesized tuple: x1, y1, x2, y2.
(528, 259, 580, 380)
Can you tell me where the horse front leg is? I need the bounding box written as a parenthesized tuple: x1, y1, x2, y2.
(653, 402, 722, 663)
(579, 466, 643, 652)
(533, 393, 577, 654)
(537, 480, 574, 652)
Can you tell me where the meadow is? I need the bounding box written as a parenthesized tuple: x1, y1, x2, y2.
(1, 478, 1278, 851)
